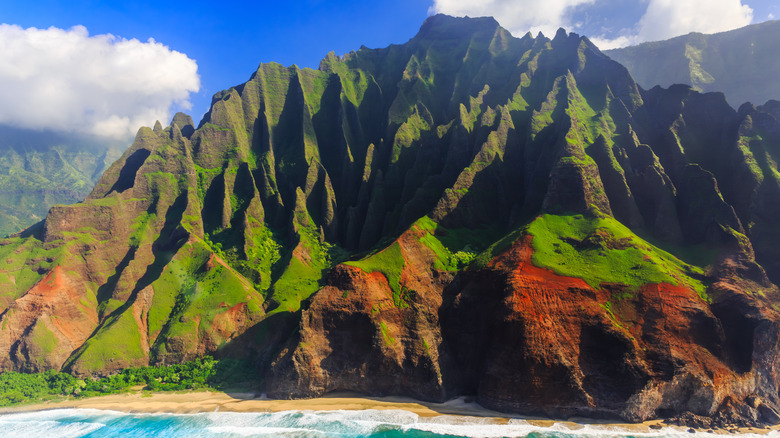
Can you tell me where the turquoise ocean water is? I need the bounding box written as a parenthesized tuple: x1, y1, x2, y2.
(0, 408, 776, 437)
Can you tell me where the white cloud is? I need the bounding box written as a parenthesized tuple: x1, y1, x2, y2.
(589, 35, 639, 51)
(0, 24, 199, 139)
(636, 0, 752, 42)
(431, 0, 754, 51)
(430, 0, 595, 38)
(594, 0, 753, 49)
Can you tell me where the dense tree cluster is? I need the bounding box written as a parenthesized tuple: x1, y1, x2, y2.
(0, 357, 255, 407)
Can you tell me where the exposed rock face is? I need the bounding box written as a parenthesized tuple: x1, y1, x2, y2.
(443, 235, 780, 425)
(2, 14, 780, 426)
(0, 266, 98, 372)
(268, 225, 457, 401)
(269, 216, 780, 426)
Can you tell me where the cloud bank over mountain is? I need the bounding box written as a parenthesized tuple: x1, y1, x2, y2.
(594, 0, 753, 48)
(0, 24, 199, 139)
(430, 0, 595, 38)
(431, 0, 755, 49)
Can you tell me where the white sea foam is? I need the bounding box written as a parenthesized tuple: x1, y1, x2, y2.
(3, 407, 780, 437)
(0, 409, 107, 438)
(207, 425, 328, 436)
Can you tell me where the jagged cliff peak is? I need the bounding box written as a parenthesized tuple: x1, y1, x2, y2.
(417, 14, 501, 37)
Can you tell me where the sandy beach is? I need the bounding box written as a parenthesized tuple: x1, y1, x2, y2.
(0, 389, 757, 434)
(0, 390, 500, 417)
(2, 390, 779, 435)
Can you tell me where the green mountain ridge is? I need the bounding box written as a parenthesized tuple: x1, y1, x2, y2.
(0, 124, 124, 237)
(1, 14, 780, 427)
(605, 19, 780, 107)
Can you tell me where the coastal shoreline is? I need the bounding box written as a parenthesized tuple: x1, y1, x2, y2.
(0, 390, 774, 435)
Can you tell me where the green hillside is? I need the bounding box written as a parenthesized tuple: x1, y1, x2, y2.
(0, 124, 124, 237)
(605, 20, 780, 107)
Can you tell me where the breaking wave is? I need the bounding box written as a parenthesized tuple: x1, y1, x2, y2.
(0, 408, 777, 437)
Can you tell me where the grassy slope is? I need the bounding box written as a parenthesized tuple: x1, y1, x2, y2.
(526, 212, 708, 299)
(344, 242, 406, 305)
(345, 210, 709, 306)
(344, 216, 499, 306)
(270, 216, 347, 314)
(0, 224, 107, 307)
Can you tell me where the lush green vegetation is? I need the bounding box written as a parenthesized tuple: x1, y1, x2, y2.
(66, 311, 147, 372)
(0, 227, 111, 308)
(391, 108, 431, 163)
(0, 127, 124, 237)
(269, 209, 348, 314)
(148, 238, 266, 360)
(0, 356, 257, 407)
(527, 212, 708, 299)
(194, 164, 222, 201)
(414, 216, 495, 271)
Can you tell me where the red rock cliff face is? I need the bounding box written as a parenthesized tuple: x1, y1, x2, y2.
(442, 235, 780, 424)
(268, 231, 780, 427)
(267, 225, 458, 401)
(0, 266, 98, 372)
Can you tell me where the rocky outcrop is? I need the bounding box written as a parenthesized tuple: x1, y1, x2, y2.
(268, 222, 458, 401)
(268, 216, 780, 426)
(442, 235, 780, 426)
(0, 266, 98, 372)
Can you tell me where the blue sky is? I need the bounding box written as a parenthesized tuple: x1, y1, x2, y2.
(0, 0, 429, 130)
(0, 0, 776, 137)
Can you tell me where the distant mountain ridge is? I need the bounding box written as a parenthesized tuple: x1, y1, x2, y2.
(3, 14, 780, 428)
(0, 125, 123, 236)
(605, 19, 780, 107)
